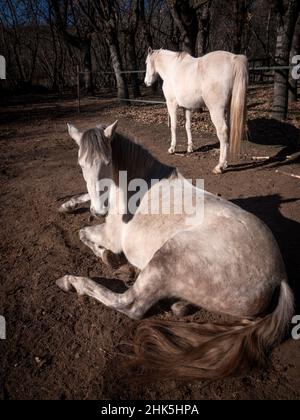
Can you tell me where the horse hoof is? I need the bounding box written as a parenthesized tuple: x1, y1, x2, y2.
(212, 166, 223, 175)
(78, 229, 87, 243)
(56, 275, 75, 292)
(171, 301, 191, 317)
(187, 146, 194, 154)
(58, 203, 73, 213)
(168, 147, 175, 154)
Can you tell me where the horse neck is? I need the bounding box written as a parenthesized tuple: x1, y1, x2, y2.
(109, 134, 176, 213)
(154, 52, 177, 80)
(155, 51, 191, 80)
(111, 134, 174, 184)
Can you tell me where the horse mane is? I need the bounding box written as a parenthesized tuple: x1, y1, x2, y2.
(80, 126, 177, 185)
(80, 128, 111, 165)
(153, 49, 190, 60)
(111, 132, 177, 185)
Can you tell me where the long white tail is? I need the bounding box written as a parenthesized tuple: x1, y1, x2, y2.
(230, 55, 248, 155)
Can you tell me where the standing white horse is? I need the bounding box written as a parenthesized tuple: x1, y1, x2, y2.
(144, 48, 248, 174)
(58, 121, 293, 382)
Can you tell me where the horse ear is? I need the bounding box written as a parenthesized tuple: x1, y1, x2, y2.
(104, 120, 118, 140)
(67, 123, 82, 146)
(148, 47, 153, 55)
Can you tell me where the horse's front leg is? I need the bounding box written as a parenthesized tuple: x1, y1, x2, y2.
(166, 100, 178, 154)
(59, 193, 90, 213)
(56, 255, 164, 320)
(185, 109, 193, 153)
(79, 224, 126, 269)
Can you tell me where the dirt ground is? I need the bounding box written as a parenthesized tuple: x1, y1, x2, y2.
(0, 87, 300, 400)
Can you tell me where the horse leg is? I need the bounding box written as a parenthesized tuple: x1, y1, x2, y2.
(166, 100, 178, 154)
(56, 259, 164, 320)
(209, 110, 229, 174)
(79, 224, 125, 269)
(185, 109, 194, 153)
(59, 193, 90, 213)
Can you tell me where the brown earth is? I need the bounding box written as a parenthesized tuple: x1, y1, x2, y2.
(0, 88, 300, 400)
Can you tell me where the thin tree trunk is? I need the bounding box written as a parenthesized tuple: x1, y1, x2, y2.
(83, 38, 94, 94)
(128, 32, 141, 97)
(289, 15, 300, 102)
(107, 31, 129, 102)
(139, 0, 153, 47)
(166, 0, 197, 56)
(196, 0, 212, 56)
(233, 0, 246, 54)
(272, 0, 300, 120)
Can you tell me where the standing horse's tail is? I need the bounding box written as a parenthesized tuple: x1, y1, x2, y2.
(130, 280, 293, 382)
(229, 55, 248, 156)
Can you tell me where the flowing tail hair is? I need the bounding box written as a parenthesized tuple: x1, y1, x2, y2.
(129, 280, 293, 382)
(229, 55, 248, 156)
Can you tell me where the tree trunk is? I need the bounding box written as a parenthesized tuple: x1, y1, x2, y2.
(107, 31, 129, 102)
(83, 38, 94, 94)
(139, 0, 153, 47)
(128, 32, 141, 97)
(272, 0, 300, 120)
(289, 15, 300, 102)
(233, 0, 247, 54)
(195, 0, 212, 56)
(166, 0, 198, 56)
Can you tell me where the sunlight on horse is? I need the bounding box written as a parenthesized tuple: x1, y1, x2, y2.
(145, 48, 248, 174)
(57, 121, 293, 382)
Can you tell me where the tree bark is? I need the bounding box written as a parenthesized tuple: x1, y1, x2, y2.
(128, 32, 141, 97)
(272, 0, 300, 120)
(167, 1, 213, 57)
(139, 0, 153, 47)
(196, 0, 212, 56)
(50, 0, 94, 95)
(289, 15, 300, 102)
(166, 0, 198, 55)
(233, 0, 247, 54)
(107, 31, 130, 102)
(83, 37, 94, 94)
(122, 0, 141, 97)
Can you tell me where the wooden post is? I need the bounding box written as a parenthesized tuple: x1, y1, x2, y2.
(77, 65, 80, 113)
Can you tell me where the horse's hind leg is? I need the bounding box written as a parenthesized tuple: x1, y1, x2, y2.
(166, 100, 178, 154)
(59, 193, 90, 213)
(185, 109, 194, 153)
(56, 260, 164, 320)
(209, 109, 229, 174)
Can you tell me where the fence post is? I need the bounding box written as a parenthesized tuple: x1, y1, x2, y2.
(77, 65, 80, 113)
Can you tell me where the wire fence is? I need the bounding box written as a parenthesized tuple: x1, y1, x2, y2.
(76, 64, 298, 112)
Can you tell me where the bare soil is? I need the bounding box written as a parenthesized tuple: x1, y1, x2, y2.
(0, 89, 300, 400)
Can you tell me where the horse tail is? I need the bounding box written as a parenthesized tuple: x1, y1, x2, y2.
(130, 280, 294, 382)
(229, 54, 248, 156)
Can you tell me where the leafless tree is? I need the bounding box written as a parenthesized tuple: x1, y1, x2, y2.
(0, 0, 41, 88)
(166, 0, 202, 56)
(289, 14, 300, 102)
(51, 0, 95, 94)
(118, 0, 141, 97)
(272, 0, 300, 119)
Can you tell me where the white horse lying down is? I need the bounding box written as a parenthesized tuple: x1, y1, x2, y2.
(144, 48, 248, 174)
(58, 121, 293, 381)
